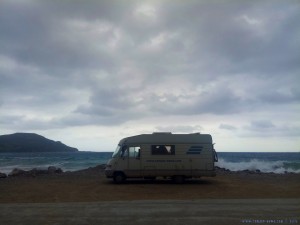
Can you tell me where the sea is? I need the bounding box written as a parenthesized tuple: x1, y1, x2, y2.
(0, 152, 299, 175)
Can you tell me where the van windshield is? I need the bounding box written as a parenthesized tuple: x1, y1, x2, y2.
(112, 145, 121, 158)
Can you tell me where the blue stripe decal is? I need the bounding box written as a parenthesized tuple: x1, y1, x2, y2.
(186, 146, 203, 155)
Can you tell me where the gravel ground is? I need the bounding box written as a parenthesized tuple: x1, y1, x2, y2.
(0, 199, 299, 225)
(1, 167, 299, 225)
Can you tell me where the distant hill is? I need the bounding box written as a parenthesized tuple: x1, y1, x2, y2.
(0, 133, 79, 153)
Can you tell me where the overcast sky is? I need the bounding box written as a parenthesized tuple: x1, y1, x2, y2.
(0, 0, 299, 152)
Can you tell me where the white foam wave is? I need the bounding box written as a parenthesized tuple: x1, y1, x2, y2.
(216, 158, 300, 174)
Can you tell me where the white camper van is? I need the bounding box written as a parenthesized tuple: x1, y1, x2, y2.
(105, 132, 218, 183)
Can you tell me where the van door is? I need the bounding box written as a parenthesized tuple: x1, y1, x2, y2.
(114, 145, 128, 172)
(127, 146, 141, 177)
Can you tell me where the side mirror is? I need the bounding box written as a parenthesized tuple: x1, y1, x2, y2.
(136, 149, 140, 159)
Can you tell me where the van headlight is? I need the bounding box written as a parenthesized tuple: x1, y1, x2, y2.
(105, 164, 112, 169)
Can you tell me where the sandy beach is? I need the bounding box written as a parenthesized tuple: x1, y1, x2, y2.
(0, 167, 299, 225)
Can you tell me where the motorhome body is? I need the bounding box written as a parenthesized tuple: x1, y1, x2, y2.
(105, 132, 218, 183)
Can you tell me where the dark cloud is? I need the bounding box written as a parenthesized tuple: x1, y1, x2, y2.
(258, 88, 300, 104)
(0, 0, 299, 150)
(0, 1, 125, 74)
(73, 85, 146, 125)
(73, 83, 244, 125)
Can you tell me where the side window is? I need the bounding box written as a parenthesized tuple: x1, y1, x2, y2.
(120, 145, 128, 157)
(129, 146, 140, 158)
(151, 145, 175, 155)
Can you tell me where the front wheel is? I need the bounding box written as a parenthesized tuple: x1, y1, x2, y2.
(113, 172, 126, 184)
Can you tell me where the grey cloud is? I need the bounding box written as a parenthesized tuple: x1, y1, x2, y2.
(72, 85, 148, 125)
(258, 88, 300, 104)
(148, 85, 244, 116)
(51, 78, 298, 132)
(242, 120, 300, 137)
(0, 114, 58, 130)
(0, 0, 299, 138)
(0, 1, 123, 74)
(155, 125, 203, 133)
(0, 70, 81, 113)
(282, 126, 300, 137)
(0, 115, 24, 126)
(75, 87, 139, 115)
(1, 0, 299, 80)
(193, 88, 242, 115)
(219, 124, 237, 131)
(248, 120, 275, 129)
(70, 77, 294, 126)
(161, 1, 300, 77)
(56, 113, 127, 127)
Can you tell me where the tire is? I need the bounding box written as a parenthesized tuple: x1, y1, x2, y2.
(113, 172, 126, 184)
(172, 175, 185, 184)
(144, 176, 156, 180)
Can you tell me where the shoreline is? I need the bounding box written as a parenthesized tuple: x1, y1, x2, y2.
(1, 164, 299, 178)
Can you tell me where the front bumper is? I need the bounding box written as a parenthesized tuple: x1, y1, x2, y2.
(104, 168, 114, 178)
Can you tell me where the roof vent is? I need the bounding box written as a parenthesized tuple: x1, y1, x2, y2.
(152, 132, 172, 134)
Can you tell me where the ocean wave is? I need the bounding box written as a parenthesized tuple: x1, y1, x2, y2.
(216, 158, 300, 174)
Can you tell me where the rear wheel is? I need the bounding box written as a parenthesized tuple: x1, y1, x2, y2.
(172, 175, 185, 184)
(113, 172, 126, 184)
(144, 176, 156, 180)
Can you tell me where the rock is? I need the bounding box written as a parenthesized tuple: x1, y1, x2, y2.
(29, 168, 49, 176)
(48, 166, 63, 174)
(95, 164, 106, 170)
(0, 172, 7, 178)
(239, 169, 262, 175)
(8, 168, 26, 177)
(68, 164, 106, 176)
(215, 166, 231, 173)
(48, 166, 57, 174)
(7, 167, 63, 177)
